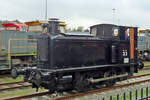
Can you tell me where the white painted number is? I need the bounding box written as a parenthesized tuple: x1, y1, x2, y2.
(122, 50, 128, 56)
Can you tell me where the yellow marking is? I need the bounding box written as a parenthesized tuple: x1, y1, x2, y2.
(8, 38, 37, 41)
(12, 45, 37, 48)
(25, 21, 47, 26)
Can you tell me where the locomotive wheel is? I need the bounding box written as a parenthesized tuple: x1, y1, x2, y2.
(104, 69, 116, 87)
(74, 73, 90, 91)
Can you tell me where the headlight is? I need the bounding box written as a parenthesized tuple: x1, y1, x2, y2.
(144, 52, 148, 56)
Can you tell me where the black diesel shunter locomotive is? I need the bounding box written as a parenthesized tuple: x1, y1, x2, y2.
(11, 19, 143, 92)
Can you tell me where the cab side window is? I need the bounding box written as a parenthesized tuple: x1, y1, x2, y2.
(113, 28, 119, 37)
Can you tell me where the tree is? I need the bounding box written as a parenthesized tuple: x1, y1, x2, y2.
(76, 26, 84, 32)
(84, 29, 89, 32)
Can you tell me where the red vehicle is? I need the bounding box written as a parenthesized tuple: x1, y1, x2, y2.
(2, 23, 28, 32)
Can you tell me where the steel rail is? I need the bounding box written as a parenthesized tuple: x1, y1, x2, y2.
(143, 66, 150, 70)
(0, 81, 25, 86)
(130, 73, 150, 79)
(0, 84, 32, 91)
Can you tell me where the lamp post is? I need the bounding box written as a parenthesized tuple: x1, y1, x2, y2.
(112, 8, 115, 24)
(45, 0, 47, 20)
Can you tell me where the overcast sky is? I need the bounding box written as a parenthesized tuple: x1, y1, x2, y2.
(0, 0, 150, 29)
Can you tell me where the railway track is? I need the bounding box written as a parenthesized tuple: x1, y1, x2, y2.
(0, 81, 25, 85)
(1, 73, 150, 100)
(1, 91, 49, 100)
(143, 66, 150, 70)
(0, 81, 31, 91)
(130, 73, 150, 79)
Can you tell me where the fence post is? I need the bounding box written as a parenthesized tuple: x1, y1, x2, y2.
(136, 89, 138, 100)
(130, 91, 132, 100)
(141, 88, 143, 99)
(110, 96, 112, 100)
(123, 92, 126, 100)
(146, 87, 148, 100)
(117, 94, 119, 100)
(102, 97, 105, 100)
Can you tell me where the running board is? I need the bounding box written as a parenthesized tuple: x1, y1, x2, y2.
(88, 73, 128, 83)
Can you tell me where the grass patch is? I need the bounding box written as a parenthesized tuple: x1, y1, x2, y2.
(134, 69, 150, 76)
(0, 88, 46, 98)
(0, 76, 24, 83)
(144, 62, 150, 67)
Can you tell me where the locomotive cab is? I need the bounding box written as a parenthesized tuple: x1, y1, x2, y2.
(90, 24, 140, 66)
(90, 24, 135, 41)
(90, 24, 120, 39)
